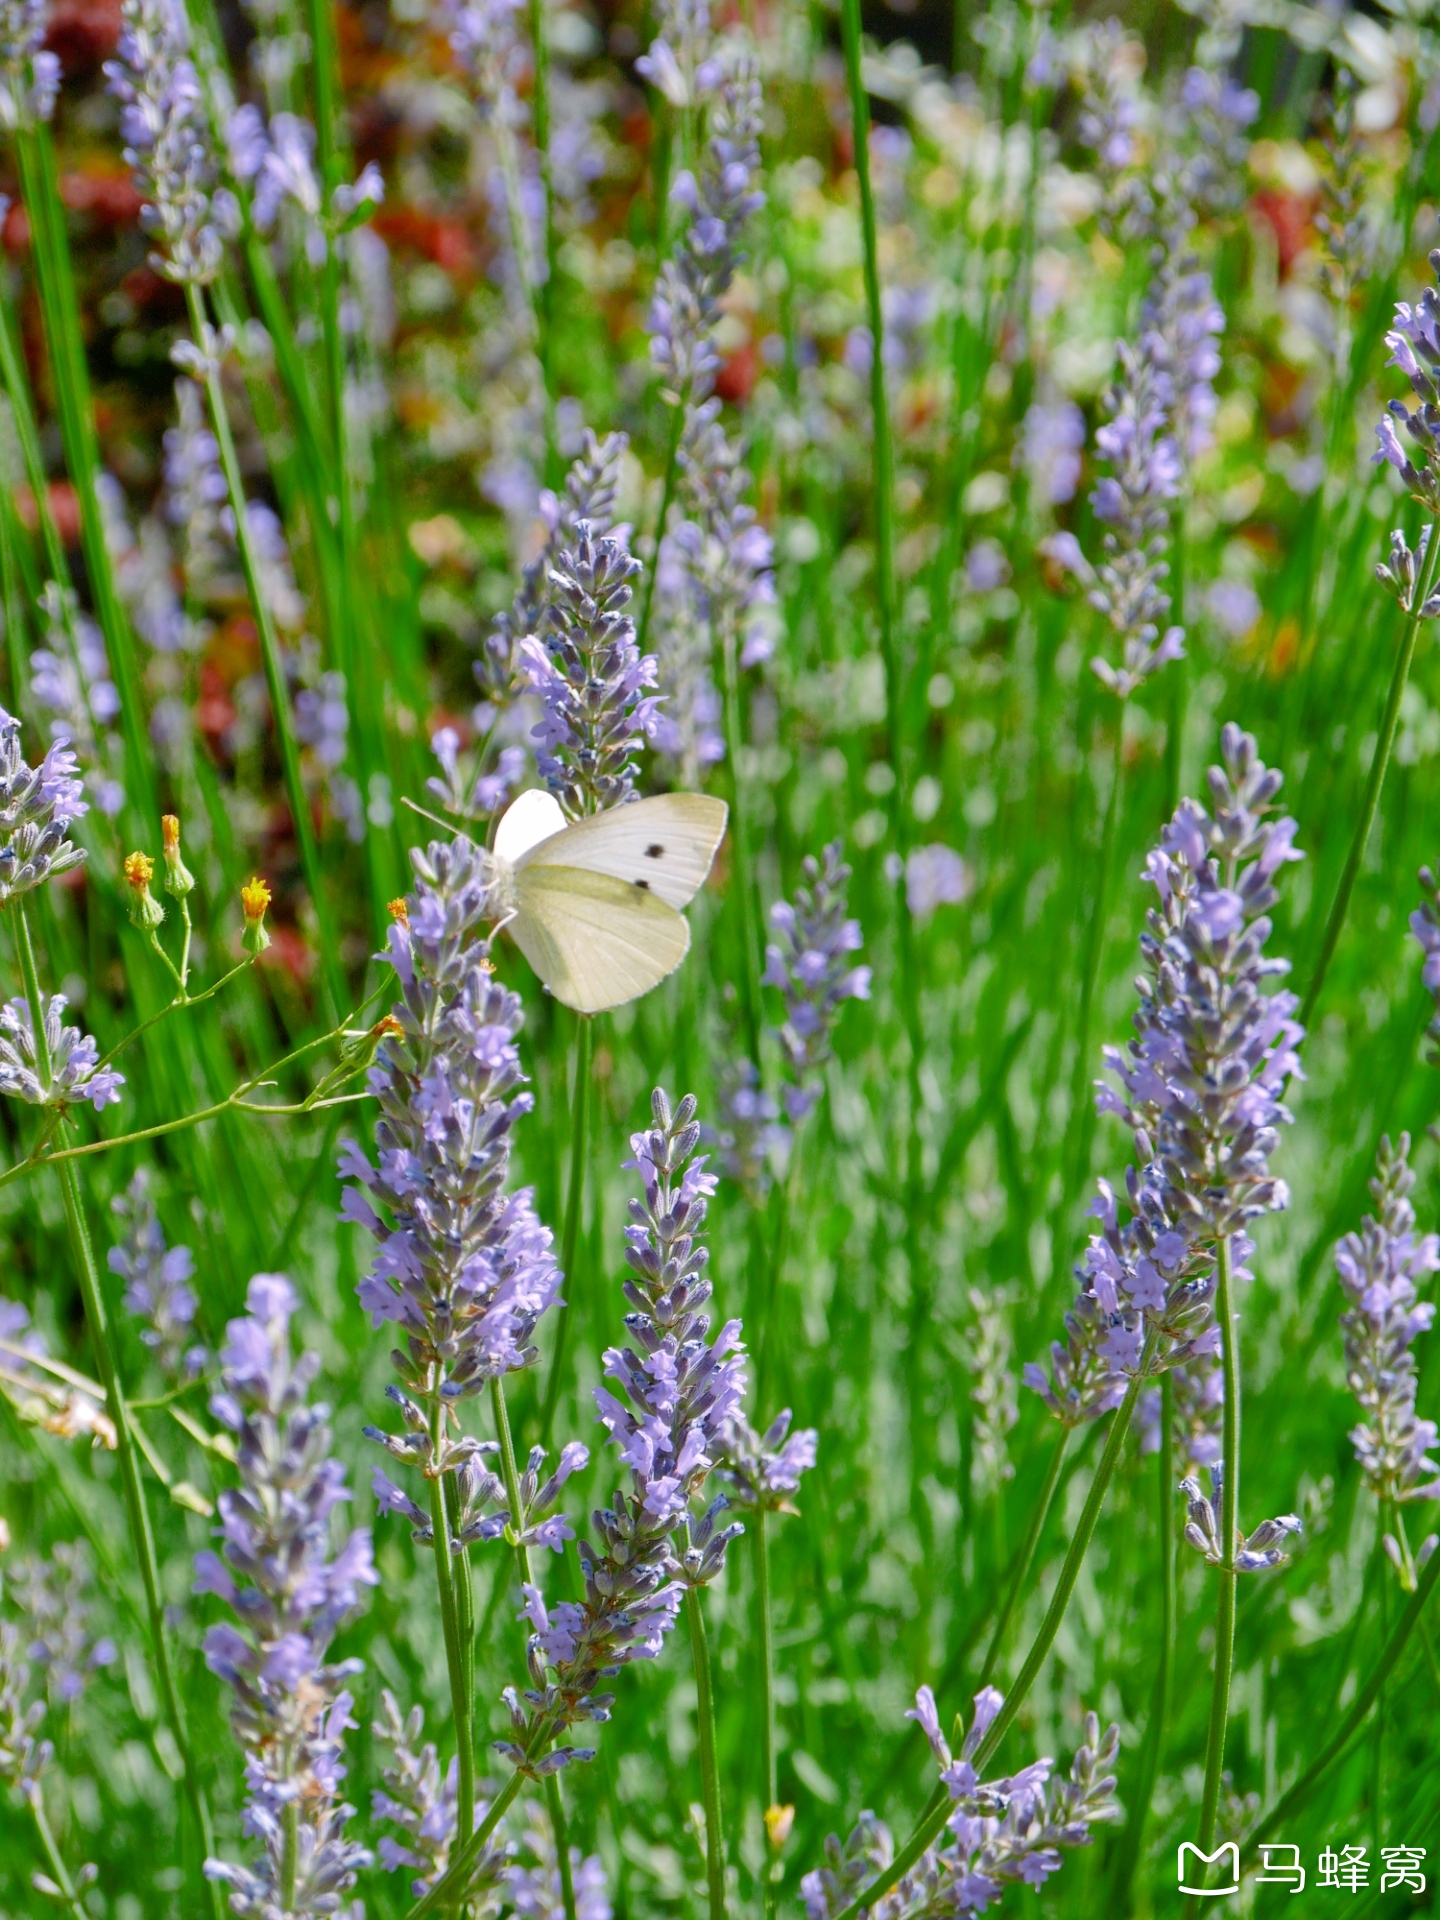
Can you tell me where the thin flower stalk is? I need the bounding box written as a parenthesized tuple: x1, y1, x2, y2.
(0, 1618, 96, 1920)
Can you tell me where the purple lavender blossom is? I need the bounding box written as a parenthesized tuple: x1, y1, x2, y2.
(718, 1407, 818, 1511)
(1141, 259, 1224, 465)
(105, 0, 238, 287)
(906, 844, 971, 919)
(1335, 1134, 1440, 1516)
(0, 710, 87, 902)
(0, 0, 59, 129)
(372, 1690, 509, 1903)
(520, 526, 662, 815)
(163, 377, 230, 600)
(31, 585, 125, 818)
(9, 1543, 117, 1706)
(1181, 1470, 1300, 1572)
(496, 1092, 746, 1780)
(0, 997, 125, 1112)
(0, 1618, 52, 1798)
(1374, 250, 1440, 512)
(108, 1172, 207, 1380)
(635, 0, 717, 108)
(805, 1691, 1121, 1916)
(197, 1273, 376, 1916)
(713, 1058, 788, 1201)
(763, 844, 871, 1121)
(1138, 1358, 1223, 1472)
(342, 836, 566, 1555)
(1028, 727, 1304, 1416)
(480, 431, 629, 715)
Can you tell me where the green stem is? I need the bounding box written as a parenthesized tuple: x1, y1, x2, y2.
(1196, 1236, 1240, 1860)
(977, 1422, 1069, 1685)
(831, 1345, 1155, 1920)
(1302, 516, 1440, 1026)
(1115, 1369, 1175, 1906)
(407, 1736, 549, 1919)
(29, 1792, 91, 1920)
(1244, 1538, 1440, 1858)
(686, 1586, 728, 1920)
(721, 621, 762, 1062)
(281, 1801, 300, 1911)
(541, 1014, 592, 1445)
(14, 908, 224, 1920)
(427, 1395, 475, 1851)
(181, 281, 343, 1019)
(756, 1504, 784, 1920)
(636, 404, 684, 658)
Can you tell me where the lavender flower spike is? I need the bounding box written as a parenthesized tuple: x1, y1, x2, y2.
(1335, 1134, 1440, 1527)
(495, 1092, 746, 1780)
(372, 1690, 509, 1904)
(520, 525, 662, 817)
(109, 1170, 207, 1380)
(342, 837, 562, 1549)
(1374, 249, 1440, 513)
(806, 1690, 1121, 1915)
(197, 1273, 377, 1916)
(1028, 725, 1304, 1412)
(1411, 863, 1440, 1063)
(1180, 1469, 1301, 1572)
(0, 996, 125, 1112)
(719, 1407, 819, 1512)
(106, 0, 238, 287)
(0, 709, 87, 904)
(763, 843, 871, 1121)
(0, 0, 59, 129)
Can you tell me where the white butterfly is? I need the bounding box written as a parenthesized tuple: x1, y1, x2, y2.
(487, 788, 729, 1013)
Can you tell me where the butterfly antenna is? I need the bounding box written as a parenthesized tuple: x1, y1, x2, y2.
(401, 795, 464, 837)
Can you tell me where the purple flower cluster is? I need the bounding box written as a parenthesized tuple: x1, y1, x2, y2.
(195, 1273, 376, 1917)
(0, 1619, 51, 1800)
(805, 1690, 1121, 1916)
(106, 0, 238, 287)
(1374, 250, 1440, 512)
(1180, 1469, 1300, 1572)
(0, 996, 125, 1112)
(1141, 257, 1224, 466)
(341, 835, 561, 1530)
(1375, 525, 1440, 621)
(1045, 345, 1185, 702)
(763, 843, 872, 1122)
(718, 1407, 818, 1512)
(1335, 1134, 1440, 1512)
(1028, 726, 1304, 1417)
(372, 1689, 509, 1903)
(0, 0, 58, 129)
(479, 430, 629, 716)
(1019, 397, 1085, 507)
(31, 584, 126, 818)
(520, 525, 661, 815)
(109, 1171, 207, 1381)
(0, 709, 87, 903)
(1138, 1355, 1223, 1473)
(635, 0, 716, 109)
(8, 1542, 117, 1705)
(498, 1092, 745, 1779)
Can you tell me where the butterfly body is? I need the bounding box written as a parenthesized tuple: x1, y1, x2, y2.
(489, 790, 728, 1013)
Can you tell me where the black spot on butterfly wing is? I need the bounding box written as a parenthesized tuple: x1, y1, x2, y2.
(634, 878, 650, 890)
(645, 844, 665, 858)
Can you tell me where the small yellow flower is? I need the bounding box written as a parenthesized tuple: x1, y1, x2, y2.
(160, 814, 196, 895)
(123, 850, 165, 930)
(386, 897, 409, 924)
(241, 875, 272, 957)
(764, 1805, 795, 1852)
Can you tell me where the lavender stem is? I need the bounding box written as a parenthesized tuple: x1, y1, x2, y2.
(977, 1423, 1069, 1686)
(1115, 1368, 1175, 1902)
(756, 1504, 779, 1920)
(1195, 1234, 1241, 1870)
(1059, 716, 1124, 1238)
(686, 1585, 728, 1920)
(14, 904, 224, 1920)
(427, 1397, 475, 1850)
(721, 620, 762, 1061)
(29, 1795, 90, 1920)
(540, 1014, 592, 1447)
(1303, 515, 1440, 1023)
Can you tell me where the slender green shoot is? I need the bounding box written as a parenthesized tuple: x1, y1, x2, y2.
(686, 1586, 728, 1920)
(977, 1423, 1069, 1685)
(1196, 1236, 1241, 1867)
(427, 1398, 475, 1850)
(541, 1013, 592, 1446)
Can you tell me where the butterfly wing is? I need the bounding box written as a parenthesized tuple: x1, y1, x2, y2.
(515, 793, 728, 910)
(509, 864, 691, 1013)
